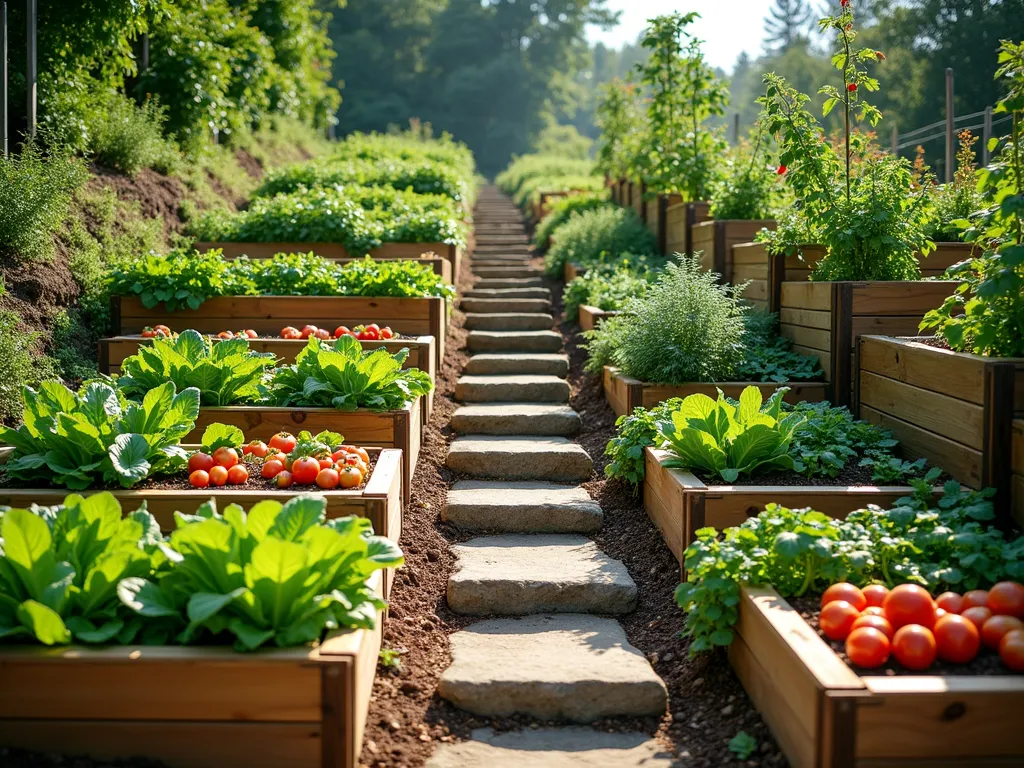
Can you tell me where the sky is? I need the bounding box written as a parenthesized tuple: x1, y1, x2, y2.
(587, 1, 772, 74)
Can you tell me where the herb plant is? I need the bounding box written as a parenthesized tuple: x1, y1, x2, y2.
(118, 495, 403, 649)
(920, 41, 1024, 358)
(604, 398, 684, 487)
(544, 206, 658, 277)
(926, 130, 984, 243)
(0, 380, 199, 490)
(708, 133, 778, 220)
(657, 387, 804, 482)
(107, 249, 255, 312)
(0, 492, 163, 645)
(563, 258, 654, 321)
(263, 336, 433, 412)
(117, 330, 275, 407)
(594, 79, 646, 181)
(533, 192, 610, 249)
(675, 482, 1023, 653)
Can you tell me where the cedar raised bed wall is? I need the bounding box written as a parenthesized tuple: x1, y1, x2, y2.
(642, 447, 920, 575)
(577, 305, 619, 333)
(0, 599, 384, 768)
(779, 280, 958, 408)
(563, 261, 583, 283)
(731, 585, 1024, 768)
(857, 335, 1024, 524)
(113, 295, 447, 372)
(664, 201, 711, 257)
(602, 366, 827, 419)
(691, 220, 776, 289)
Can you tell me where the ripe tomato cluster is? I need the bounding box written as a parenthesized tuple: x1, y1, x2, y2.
(187, 431, 371, 491)
(216, 329, 258, 339)
(818, 581, 1024, 672)
(141, 325, 172, 338)
(279, 323, 395, 341)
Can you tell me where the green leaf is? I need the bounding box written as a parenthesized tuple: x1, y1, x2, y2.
(187, 589, 248, 623)
(16, 600, 71, 645)
(108, 433, 153, 487)
(201, 423, 245, 453)
(118, 577, 181, 618)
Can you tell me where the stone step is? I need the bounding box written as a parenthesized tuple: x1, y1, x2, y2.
(438, 614, 667, 721)
(474, 278, 545, 289)
(460, 298, 550, 314)
(448, 534, 637, 615)
(467, 331, 562, 353)
(464, 353, 569, 377)
(471, 260, 533, 268)
(464, 313, 553, 331)
(451, 403, 580, 435)
(455, 375, 569, 403)
(472, 267, 543, 279)
(444, 480, 602, 532)
(447, 436, 592, 481)
(463, 287, 551, 300)
(427, 728, 674, 768)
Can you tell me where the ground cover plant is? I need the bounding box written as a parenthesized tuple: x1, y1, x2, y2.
(532, 192, 611, 249)
(544, 206, 658, 277)
(562, 258, 656, 321)
(0, 493, 400, 648)
(495, 154, 599, 210)
(674, 482, 1024, 653)
(108, 251, 456, 312)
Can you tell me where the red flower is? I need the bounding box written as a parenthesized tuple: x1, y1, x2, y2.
(841, 0, 850, 6)
(845, 23, 853, 30)
(777, 165, 788, 175)
(847, 83, 858, 92)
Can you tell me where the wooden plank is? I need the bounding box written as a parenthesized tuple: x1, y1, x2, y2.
(851, 315, 931, 339)
(859, 371, 985, 450)
(858, 335, 990, 405)
(780, 307, 832, 331)
(781, 281, 832, 311)
(0, 722, 322, 768)
(1014, 419, 1024, 475)
(792, 344, 831, 377)
(731, 263, 768, 281)
(782, 324, 831, 352)
(849, 281, 958, 315)
(642, 448, 691, 563)
(704, 485, 923, 523)
(639, 381, 827, 410)
(740, 280, 768, 302)
(191, 407, 400, 445)
(732, 242, 771, 266)
(577, 305, 618, 333)
(860, 405, 983, 489)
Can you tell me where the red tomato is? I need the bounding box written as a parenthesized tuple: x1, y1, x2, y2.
(209, 465, 229, 487)
(217, 331, 233, 340)
(883, 584, 936, 629)
(242, 441, 269, 459)
(934, 608, 948, 624)
(934, 614, 981, 664)
(334, 326, 352, 338)
(962, 589, 989, 610)
(845, 627, 890, 669)
(318, 458, 334, 470)
(380, 326, 394, 339)
(281, 326, 302, 340)
(300, 325, 319, 340)
(315, 328, 331, 340)
(820, 600, 860, 641)
(227, 465, 249, 485)
(189, 469, 210, 488)
(291, 457, 321, 485)
(141, 327, 157, 338)
(154, 325, 171, 337)
(244, 329, 258, 339)
(961, 605, 994, 631)
(188, 452, 215, 474)
(892, 625, 937, 670)
(275, 470, 294, 489)
(366, 324, 380, 333)
(352, 446, 370, 464)
(987, 582, 1024, 619)
(339, 465, 363, 488)
(315, 468, 340, 489)
(331, 449, 350, 463)
(212, 446, 239, 469)
(935, 592, 964, 615)
(822, 583, 867, 612)
(851, 614, 894, 639)
(862, 606, 886, 617)
(862, 584, 889, 608)
(261, 459, 285, 479)
(981, 615, 1024, 649)
(269, 432, 297, 454)
(999, 629, 1024, 672)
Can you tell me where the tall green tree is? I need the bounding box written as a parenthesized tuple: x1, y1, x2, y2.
(763, 0, 814, 54)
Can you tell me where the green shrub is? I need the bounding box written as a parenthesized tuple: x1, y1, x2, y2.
(255, 157, 469, 202)
(533, 193, 610, 248)
(708, 140, 778, 220)
(924, 131, 983, 243)
(563, 259, 654, 321)
(544, 207, 658, 277)
(89, 93, 179, 176)
(0, 143, 88, 260)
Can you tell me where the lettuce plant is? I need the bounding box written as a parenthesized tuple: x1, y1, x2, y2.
(657, 386, 804, 482)
(0, 492, 163, 645)
(263, 336, 433, 412)
(118, 495, 403, 649)
(117, 330, 275, 407)
(0, 381, 199, 490)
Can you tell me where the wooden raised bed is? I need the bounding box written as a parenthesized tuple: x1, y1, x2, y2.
(665, 201, 711, 257)
(195, 241, 461, 286)
(1015, 419, 1024, 528)
(577, 305, 619, 332)
(97, 335, 436, 427)
(691, 220, 777, 285)
(563, 261, 583, 283)
(189, 399, 422, 502)
(857, 335, 1024, 525)
(731, 584, 1024, 768)
(631, 180, 646, 221)
(780, 281, 959, 409)
(602, 366, 827, 419)
(643, 446, 930, 577)
(0, 576, 385, 768)
(112, 295, 447, 372)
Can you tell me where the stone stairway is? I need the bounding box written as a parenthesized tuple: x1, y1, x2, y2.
(428, 187, 670, 767)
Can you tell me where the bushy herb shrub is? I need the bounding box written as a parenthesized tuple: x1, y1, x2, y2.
(89, 93, 179, 176)
(496, 155, 598, 209)
(0, 143, 88, 260)
(0, 310, 56, 423)
(923, 131, 983, 242)
(533, 193, 611, 249)
(544, 207, 658, 277)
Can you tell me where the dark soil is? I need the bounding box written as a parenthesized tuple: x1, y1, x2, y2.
(791, 596, 1011, 677)
(87, 166, 195, 238)
(692, 462, 880, 488)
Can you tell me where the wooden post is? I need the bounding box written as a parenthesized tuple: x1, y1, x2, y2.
(983, 106, 993, 165)
(26, 0, 35, 139)
(1, 2, 7, 158)
(732, 113, 740, 145)
(945, 68, 954, 182)
(140, 33, 149, 71)
(890, 123, 898, 157)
